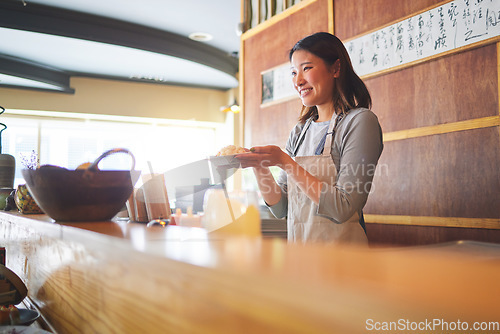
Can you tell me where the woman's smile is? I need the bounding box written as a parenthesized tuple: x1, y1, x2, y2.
(299, 87, 313, 98)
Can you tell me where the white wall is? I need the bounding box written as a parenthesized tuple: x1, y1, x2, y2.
(0, 77, 230, 123)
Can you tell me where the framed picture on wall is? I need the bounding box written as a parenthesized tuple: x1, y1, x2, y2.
(261, 63, 297, 106)
(261, 71, 274, 104)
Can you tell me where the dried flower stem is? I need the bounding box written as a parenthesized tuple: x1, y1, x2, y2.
(20, 150, 39, 170)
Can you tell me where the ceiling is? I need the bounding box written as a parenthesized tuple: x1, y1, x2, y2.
(0, 0, 241, 93)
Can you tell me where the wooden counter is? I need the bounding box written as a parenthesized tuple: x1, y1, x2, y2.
(1, 211, 499, 333)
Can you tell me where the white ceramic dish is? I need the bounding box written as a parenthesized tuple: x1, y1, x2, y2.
(209, 153, 249, 169)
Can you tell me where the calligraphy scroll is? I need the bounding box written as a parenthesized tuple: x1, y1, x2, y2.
(346, 0, 500, 77)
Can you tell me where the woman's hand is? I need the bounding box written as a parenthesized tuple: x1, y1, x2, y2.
(236, 145, 293, 170)
(237, 145, 322, 204)
(236, 145, 291, 207)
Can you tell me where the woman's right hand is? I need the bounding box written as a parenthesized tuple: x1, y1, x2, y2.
(236, 146, 289, 207)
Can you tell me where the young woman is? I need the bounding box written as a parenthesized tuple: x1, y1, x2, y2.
(237, 32, 383, 244)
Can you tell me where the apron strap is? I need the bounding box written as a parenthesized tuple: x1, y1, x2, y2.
(292, 118, 314, 157)
(322, 112, 343, 156)
(359, 211, 367, 235)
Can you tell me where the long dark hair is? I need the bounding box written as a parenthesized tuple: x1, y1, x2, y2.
(289, 32, 371, 123)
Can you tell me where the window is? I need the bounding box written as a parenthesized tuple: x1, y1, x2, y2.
(2, 110, 230, 188)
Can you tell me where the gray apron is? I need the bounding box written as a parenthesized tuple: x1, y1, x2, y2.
(287, 112, 368, 245)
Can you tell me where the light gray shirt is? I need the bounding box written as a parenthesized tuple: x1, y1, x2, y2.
(269, 108, 384, 223)
(296, 120, 330, 156)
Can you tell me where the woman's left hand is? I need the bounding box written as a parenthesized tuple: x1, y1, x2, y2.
(236, 145, 293, 170)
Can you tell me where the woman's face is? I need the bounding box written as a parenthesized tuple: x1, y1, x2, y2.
(290, 50, 339, 109)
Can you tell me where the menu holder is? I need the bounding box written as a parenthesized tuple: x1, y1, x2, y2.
(126, 187, 148, 223)
(125, 190, 136, 221)
(141, 173, 171, 221)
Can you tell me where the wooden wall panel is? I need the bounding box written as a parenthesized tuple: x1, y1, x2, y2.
(334, 0, 445, 40)
(364, 127, 500, 218)
(247, 100, 303, 147)
(366, 44, 498, 133)
(243, 0, 330, 148)
(332, 0, 500, 240)
(366, 223, 500, 246)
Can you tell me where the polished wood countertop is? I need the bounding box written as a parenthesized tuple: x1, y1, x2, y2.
(0, 211, 499, 333)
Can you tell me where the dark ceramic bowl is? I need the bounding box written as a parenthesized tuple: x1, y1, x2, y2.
(22, 149, 140, 222)
(16, 308, 40, 326)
